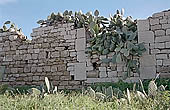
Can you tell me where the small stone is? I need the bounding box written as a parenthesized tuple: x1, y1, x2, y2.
(108, 71, 117, 77)
(166, 42, 170, 48)
(99, 71, 107, 78)
(150, 18, 159, 25)
(162, 24, 170, 29)
(33, 76, 39, 81)
(166, 29, 170, 35)
(152, 12, 164, 18)
(155, 30, 165, 36)
(156, 54, 167, 59)
(99, 67, 106, 71)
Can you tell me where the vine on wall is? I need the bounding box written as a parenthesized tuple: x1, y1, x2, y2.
(37, 9, 146, 78)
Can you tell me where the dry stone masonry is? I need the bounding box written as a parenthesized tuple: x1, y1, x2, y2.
(0, 9, 170, 89)
(138, 9, 170, 79)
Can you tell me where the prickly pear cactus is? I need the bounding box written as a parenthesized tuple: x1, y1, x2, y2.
(87, 87, 95, 98)
(37, 9, 146, 78)
(45, 77, 50, 93)
(148, 80, 157, 97)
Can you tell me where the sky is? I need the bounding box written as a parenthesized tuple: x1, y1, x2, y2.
(0, 0, 170, 39)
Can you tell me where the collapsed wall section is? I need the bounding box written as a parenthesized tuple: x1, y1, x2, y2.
(0, 23, 86, 89)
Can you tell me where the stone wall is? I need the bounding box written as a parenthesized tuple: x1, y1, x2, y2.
(138, 9, 170, 79)
(0, 9, 170, 89)
(0, 23, 85, 89)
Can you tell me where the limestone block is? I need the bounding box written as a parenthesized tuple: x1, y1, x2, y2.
(24, 66, 30, 73)
(52, 28, 59, 33)
(157, 66, 170, 73)
(60, 76, 71, 81)
(31, 67, 37, 72)
(160, 73, 170, 78)
(77, 51, 85, 62)
(150, 18, 159, 25)
(55, 47, 65, 51)
(64, 35, 72, 40)
(166, 29, 170, 35)
(59, 81, 69, 86)
(165, 11, 170, 16)
(38, 52, 46, 59)
(85, 78, 119, 83)
(156, 54, 167, 59)
(160, 49, 170, 53)
(59, 28, 66, 35)
(14, 74, 20, 78)
(11, 68, 18, 74)
(166, 42, 170, 48)
(124, 77, 139, 83)
(33, 76, 39, 81)
(86, 59, 92, 66)
(5, 55, 12, 61)
(140, 66, 156, 79)
(151, 49, 160, 54)
(156, 60, 163, 66)
(155, 36, 170, 43)
(70, 52, 77, 57)
(77, 28, 85, 38)
(137, 19, 149, 31)
(162, 24, 170, 29)
(117, 66, 123, 72)
(18, 45, 27, 50)
(51, 65, 58, 72)
(152, 12, 164, 18)
(61, 51, 69, 58)
(67, 66, 74, 71)
(32, 54, 38, 59)
(25, 54, 32, 60)
(37, 67, 43, 72)
(163, 59, 170, 66)
(43, 66, 51, 72)
(67, 63, 75, 66)
(0, 37, 2, 41)
(70, 30, 76, 35)
(86, 66, 94, 71)
(168, 18, 170, 24)
(51, 52, 60, 58)
(99, 67, 106, 71)
(155, 30, 165, 36)
(138, 31, 154, 43)
(75, 38, 86, 51)
(9, 35, 17, 41)
(57, 64, 66, 71)
(160, 18, 168, 24)
(151, 25, 161, 30)
(108, 71, 117, 77)
(75, 62, 86, 80)
(42, 43, 50, 48)
(140, 55, 156, 67)
(70, 71, 75, 75)
(34, 49, 40, 53)
(87, 71, 98, 78)
(99, 71, 107, 78)
(155, 43, 165, 49)
(69, 81, 80, 85)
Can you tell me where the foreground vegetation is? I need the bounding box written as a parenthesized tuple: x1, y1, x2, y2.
(0, 90, 170, 110)
(0, 77, 170, 110)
